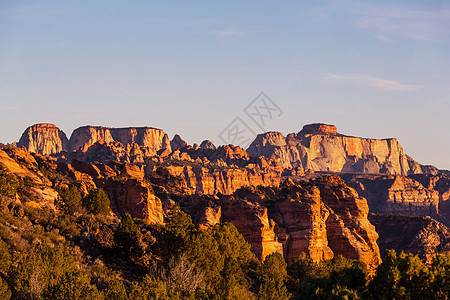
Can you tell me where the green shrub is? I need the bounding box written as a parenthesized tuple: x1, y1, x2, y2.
(0, 167, 17, 199)
(56, 186, 82, 214)
(82, 188, 110, 215)
(114, 213, 142, 257)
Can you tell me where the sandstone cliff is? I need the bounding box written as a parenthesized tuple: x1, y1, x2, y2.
(69, 126, 171, 153)
(18, 123, 69, 155)
(0, 147, 382, 267)
(191, 176, 381, 269)
(369, 214, 450, 264)
(247, 123, 437, 175)
(409, 173, 450, 222)
(342, 174, 440, 218)
(17, 124, 172, 159)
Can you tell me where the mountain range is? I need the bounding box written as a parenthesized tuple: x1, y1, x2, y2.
(1, 122, 449, 268)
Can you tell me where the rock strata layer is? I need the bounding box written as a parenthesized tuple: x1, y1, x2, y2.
(369, 214, 450, 264)
(18, 124, 69, 155)
(247, 123, 437, 175)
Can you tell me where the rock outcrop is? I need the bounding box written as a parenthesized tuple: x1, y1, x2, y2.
(342, 174, 440, 218)
(409, 174, 450, 222)
(18, 123, 69, 155)
(247, 123, 437, 175)
(170, 134, 188, 151)
(221, 199, 283, 261)
(1, 146, 381, 267)
(17, 124, 172, 160)
(69, 126, 171, 153)
(200, 140, 216, 150)
(369, 214, 450, 264)
(191, 176, 381, 269)
(163, 160, 281, 195)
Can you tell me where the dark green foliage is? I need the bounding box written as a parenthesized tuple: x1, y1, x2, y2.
(154, 208, 195, 259)
(56, 186, 82, 214)
(8, 246, 78, 299)
(82, 188, 110, 215)
(43, 270, 103, 300)
(103, 279, 129, 300)
(289, 254, 368, 299)
(154, 208, 256, 298)
(430, 254, 450, 299)
(114, 213, 142, 256)
(129, 275, 171, 300)
(0, 239, 10, 272)
(369, 250, 433, 299)
(0, 167, 17, 198)
(257, 252, 290, 300)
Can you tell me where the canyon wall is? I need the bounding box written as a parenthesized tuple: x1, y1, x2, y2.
(18, 123, 69, 155)
(247, 123, 437, 175)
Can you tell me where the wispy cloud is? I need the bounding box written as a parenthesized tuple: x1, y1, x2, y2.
(311, 1, 450, 42)
(323, 73, 423, 91)
(353, 5, 450, 42)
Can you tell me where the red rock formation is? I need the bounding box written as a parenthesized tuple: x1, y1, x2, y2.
(300, 123, 338, 135)
(247, 123, 436, 175)
(196, 206, 221, 229)
(163, 163, 281, 195)
(221, 200, 283, 261)
(343, 174, 440, 218)
(100, 179, 164, 224)
(69, 126, 171, 153)
(18, 123, 69, 155)
(170, 134, 188, 151)
(320, 180, 381, 268)
(410, 173, 450, 222)
(273, 189, 334, 263)
(369, 214, 450, 264)
(202, 177, 381, 269)
(200, 140, 216, 150)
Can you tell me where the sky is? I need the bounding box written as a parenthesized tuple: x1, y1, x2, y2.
(1, 0, 450, 168)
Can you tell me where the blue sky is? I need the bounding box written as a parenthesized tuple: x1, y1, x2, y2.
(1, 0, 450, 168)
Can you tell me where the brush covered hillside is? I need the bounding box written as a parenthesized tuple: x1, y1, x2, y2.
(0, 124, 447, 298)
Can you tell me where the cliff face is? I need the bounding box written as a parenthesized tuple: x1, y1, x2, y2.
(192, 176, 381, 269)
(342, 174, 440, 219)
(66, 159, 164, 224)
(164, 163, 281, 195)
(409, 174, 450, 222)
(369, 214, 450, 264)
(247, 123, 436, 175)
(18, 124, 69, 155)
(69, 126, 171, 153)
(1, 146, 381, 267)
(220, 199, 284, 261)
(17, 124, 172, 159)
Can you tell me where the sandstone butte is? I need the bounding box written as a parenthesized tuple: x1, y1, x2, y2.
(18, 123, 69, 155)
(15, 122, 436, 177)
(247, 123, 437, 175)
(18, 124, 172, 158)
(0, 147, 382, 270)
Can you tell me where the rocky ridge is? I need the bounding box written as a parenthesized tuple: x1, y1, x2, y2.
(0, 147, 381, 268)
(247, 123, 437, 175)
